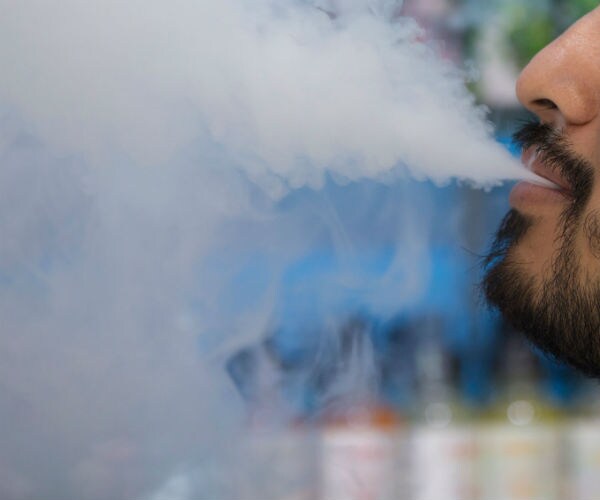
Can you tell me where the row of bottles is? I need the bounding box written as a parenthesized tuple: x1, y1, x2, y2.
(237, 399, 600, 500)
(228, 318, 600, 499)
(315, 407, 600, 500)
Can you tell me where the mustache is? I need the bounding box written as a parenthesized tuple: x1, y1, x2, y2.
(513, 121, 594, 205)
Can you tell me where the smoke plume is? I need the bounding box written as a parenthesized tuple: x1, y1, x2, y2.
(0, 1, 526, 498)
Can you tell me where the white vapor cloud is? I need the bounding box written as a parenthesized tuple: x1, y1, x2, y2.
(0, 0, 534, 196)
(0, 1, 525, 498)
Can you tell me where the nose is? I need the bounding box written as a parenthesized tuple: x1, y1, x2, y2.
(516, 7, 600, 128)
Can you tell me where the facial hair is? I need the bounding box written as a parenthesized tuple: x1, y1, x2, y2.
(482, 122, 600, 377)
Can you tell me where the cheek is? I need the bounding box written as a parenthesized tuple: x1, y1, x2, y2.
(512, 217, 557, 275)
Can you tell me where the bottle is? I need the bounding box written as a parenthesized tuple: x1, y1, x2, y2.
(320, 401, 408, 500)
(476, 332, 562, 500)
(410, 317, 478, 500)
(226, 339, 321, 500)
(562, 377, 600, 500)
(317, 317, 410, 500)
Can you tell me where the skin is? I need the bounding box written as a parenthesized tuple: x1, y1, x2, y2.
(509, 7, 600, 294)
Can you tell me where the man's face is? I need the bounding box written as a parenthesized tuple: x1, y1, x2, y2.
(483, 7, 600, 376)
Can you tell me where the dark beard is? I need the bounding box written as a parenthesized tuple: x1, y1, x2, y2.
(483, 122, 600, 377)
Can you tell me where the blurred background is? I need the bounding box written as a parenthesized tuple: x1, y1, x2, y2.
(2, 1, 600, 499)
(224, 1, 600, 499)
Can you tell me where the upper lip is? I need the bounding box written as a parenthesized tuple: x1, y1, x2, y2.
(522, 147, 573, 194)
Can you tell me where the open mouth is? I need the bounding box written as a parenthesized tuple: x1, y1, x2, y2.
(509, 148, 575, 209)
(523, 148, 574, 198)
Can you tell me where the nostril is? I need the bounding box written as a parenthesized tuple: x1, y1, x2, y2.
(532, 98, 558, 110)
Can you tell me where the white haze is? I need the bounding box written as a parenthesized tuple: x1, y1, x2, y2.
(0, 0, 540, 194)
(0, 1, 525, 499)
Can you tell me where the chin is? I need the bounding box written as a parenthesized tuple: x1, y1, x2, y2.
(483, 210, 600, 379)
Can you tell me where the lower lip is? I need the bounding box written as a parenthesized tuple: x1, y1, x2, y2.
(509, 181, 571, 208)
